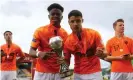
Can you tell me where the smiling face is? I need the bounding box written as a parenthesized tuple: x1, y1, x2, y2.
(48, 8, 63, 26)
(68, 16, 83, 33)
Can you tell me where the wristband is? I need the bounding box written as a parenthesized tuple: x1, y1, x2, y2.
(36, 51, 40, 57)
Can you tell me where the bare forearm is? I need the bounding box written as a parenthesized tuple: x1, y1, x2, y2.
(130, 55, 133, 59)
(64, 58, 70, 67)
(63, 51, 71, 66)
(98, 53, 107, 60)
(17, 57, 25, 63)
(105, 56, 122, 61)
(29, 47, 37, 58)
(1, 50, 6, 57)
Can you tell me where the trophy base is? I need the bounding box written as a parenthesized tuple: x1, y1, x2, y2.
(60, 70, 73, 78)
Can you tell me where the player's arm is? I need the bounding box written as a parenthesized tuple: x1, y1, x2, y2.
(64, 52, 71, 66)
(104, 53, 133, 61)
(29, 28, 41, 58)
(105, 52, 132, 61)
(63, 41, 71, 66)
(29, 46, 53, 59)
(0, 49, 6, 61)
(0, 45, 6, 57)
(16, 47, 25, 63)
(129, 39, 133, 59)
(0, 50, 6, 57)
(104, 40, 123, 61)
(94, 31, 107, 59)
(129, 55, 133, 59)
(57, 31, 69, 65)
(116, 39, 133, 60)
(63, 53, 71, 67)
(29, 30, 45, 58)
(29, 35, 53, 59)
(104, 54, 123, 61)
(57, 40, 71, 65)
(29, 29, 63, 59)
(96, 47, 107, 60)
(29, 47, 38, 58)
(17, 55, 25, 63)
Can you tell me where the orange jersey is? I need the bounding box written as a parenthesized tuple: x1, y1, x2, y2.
(106, 36, 133, 72)
(64, 28, 104, 74)
(0, 43, 25, 71)
(31, 24, 68, 73)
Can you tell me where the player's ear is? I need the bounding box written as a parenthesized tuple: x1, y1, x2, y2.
(48, 15, 50, 20)
(61, 16, 63, 20)
(82, 19, 84, 23)
(113, 26, 116, 30)
(68, 19, 70, 25)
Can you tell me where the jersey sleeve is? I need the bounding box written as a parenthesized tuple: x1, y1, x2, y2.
(16, 46, 25, 57)
(130, 39, 133, 54)
(106, 40, 112, 55)
(31, 28, 40, 49)
(95, 31, 104, 48)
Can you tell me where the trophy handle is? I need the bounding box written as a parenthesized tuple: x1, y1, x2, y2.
(53, 48, 73, 78)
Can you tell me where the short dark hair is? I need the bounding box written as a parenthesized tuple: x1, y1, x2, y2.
(4, 31, 12, 35)
(113, 19, 124, 28)
(68, 10, 82, 19)
(47, 3, 64, 12)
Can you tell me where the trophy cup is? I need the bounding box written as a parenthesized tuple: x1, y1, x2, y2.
(49, 36, 73, 78)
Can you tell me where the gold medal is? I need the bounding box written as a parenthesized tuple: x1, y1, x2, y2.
(7, 55, 9, 58)
(120, 49, 123, 52)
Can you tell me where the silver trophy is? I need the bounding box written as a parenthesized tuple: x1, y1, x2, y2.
(49, 36, 73, 78)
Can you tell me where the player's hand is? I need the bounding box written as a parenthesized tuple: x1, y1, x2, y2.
(86, 48, 95, 57)
(57, 57, 65, 65)
(95, 47, 107, 59)
(38, 51, 54, 60)
(1, 50, 6, 57)
(121, 54, 130, 60)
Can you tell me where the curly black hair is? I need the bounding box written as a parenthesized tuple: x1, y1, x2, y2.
(47, 3, 64, 12)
